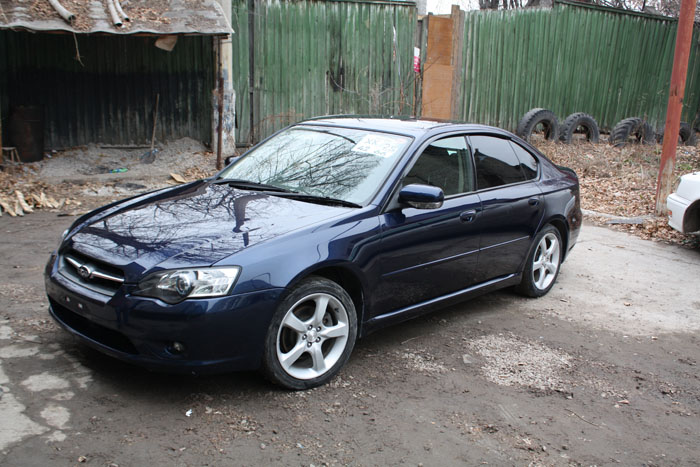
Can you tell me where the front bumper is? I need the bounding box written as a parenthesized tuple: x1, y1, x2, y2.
(45, 254, 284, 374)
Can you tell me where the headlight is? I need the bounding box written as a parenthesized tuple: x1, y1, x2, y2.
(133, 267, 241, 304)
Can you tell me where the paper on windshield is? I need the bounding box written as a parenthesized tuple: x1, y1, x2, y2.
(352, 134, 402, 158)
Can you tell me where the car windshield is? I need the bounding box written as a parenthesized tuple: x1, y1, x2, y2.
(218, 125, 412, 205)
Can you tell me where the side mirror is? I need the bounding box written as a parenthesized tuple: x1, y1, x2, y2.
(398, 184, 444, 209)
(224, 155, 239, 166)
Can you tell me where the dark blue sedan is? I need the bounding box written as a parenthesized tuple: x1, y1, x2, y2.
(45, 117, 582, 389)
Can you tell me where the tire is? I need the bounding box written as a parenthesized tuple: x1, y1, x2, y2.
(516, 108, 559, 142)
(679, 122, 698, 146)
(558, 113, 600, 144)
(262, 276, 357, 390)
(609, 117, 655, 147)
(653, 122, 697, 146)
(516, 225, 562, 298)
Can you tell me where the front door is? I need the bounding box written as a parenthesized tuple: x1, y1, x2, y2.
(371, 135, 482, 317)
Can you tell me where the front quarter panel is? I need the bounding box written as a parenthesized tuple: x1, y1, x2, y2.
(216, 209, 383, 302)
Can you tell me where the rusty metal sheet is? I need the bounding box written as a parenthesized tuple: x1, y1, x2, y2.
(0, 0, 232, 35)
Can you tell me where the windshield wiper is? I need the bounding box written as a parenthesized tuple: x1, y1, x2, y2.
(270, 192, 361, 208)
(212, 178, 359, 207)
(212, 178, 292, 193)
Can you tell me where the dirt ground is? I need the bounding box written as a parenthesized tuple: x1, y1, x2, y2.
(1, 202, 700, 464)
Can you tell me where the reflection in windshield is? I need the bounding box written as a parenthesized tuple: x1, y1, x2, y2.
(220, 126, 411, 205)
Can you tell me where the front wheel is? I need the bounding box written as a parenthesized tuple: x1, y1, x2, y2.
(517, 225, 562, 298)
(262, 276, 357, 390)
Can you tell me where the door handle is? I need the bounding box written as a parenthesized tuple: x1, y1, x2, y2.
(460, 209, 477, 222)
(528, 198, 540, 206)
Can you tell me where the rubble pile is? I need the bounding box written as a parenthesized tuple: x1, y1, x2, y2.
(0, 169, 80, 217)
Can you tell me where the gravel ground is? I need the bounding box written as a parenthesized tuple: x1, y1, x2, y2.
(0, 216, 699, 465)
(1, 135, 698, 465)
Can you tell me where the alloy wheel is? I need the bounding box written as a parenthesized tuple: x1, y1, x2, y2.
(531, 232, 561, 291)
(276, 293, 350, 380)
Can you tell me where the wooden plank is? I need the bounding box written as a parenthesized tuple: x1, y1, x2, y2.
(425, 16, 453, 66)
(422, 63, 453, 119)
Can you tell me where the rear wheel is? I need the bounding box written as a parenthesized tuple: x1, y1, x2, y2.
(517, 225, 562, 297)
(262, 276, 357, 390)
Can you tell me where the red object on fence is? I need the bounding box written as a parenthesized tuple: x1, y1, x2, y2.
(413, 47, 421, 73)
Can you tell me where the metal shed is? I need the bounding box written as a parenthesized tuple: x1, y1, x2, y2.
(0, 0, 232, 159)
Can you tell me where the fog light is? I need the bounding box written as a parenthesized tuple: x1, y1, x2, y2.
(167, 341, 186, 355)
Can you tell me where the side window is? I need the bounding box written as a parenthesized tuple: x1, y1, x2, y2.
(510, 142, 539, 180)
(404, 136, 474, 196)
(470, 135, 526, 190)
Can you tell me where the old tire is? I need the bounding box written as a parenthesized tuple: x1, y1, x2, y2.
(517, 225, 562, 298)
(558, 113, 600, 144)
(262, 276, 357, 390)
(609, 117, 655, 147)
(654, 122, 696, 146)
(679, 122, 698, 146)
(516, 108, 559, 142)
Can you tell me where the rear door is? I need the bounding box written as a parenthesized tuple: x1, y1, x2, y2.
(468, 135, 544, 283)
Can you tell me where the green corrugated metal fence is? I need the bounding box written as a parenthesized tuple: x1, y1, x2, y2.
(0, 32, 215, 149)
(231, 0, 417, 145)
(457, 1, 700, 132)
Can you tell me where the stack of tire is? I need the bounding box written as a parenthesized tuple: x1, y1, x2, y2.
(515, 108, 600, 144)
(515, 108, 697, 147)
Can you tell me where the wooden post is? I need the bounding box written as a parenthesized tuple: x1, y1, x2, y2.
(450, 5, 465, 121)
(216, 37, 224, 170)
(655, 0, 698, 215)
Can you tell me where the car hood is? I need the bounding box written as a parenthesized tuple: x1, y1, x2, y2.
(65, 181, 351, 282)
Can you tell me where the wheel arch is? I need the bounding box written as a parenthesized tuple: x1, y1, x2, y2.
(541, 216, 570, 262)
(683, 199, 700, 233)
(286, 264, 366, 336)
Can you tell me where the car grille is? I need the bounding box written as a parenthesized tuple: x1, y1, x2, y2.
(49, 298, 138, 355)
(58, 249, 125, 296)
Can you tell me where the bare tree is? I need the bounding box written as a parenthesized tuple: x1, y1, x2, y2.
(479, 0, 698, 17)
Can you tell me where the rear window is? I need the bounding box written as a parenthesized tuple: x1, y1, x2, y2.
(470, 135, 526, 190)
(510, 142, 539, 180)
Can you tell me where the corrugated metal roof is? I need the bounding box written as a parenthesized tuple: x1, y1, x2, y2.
(0, 0, 232, 35)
